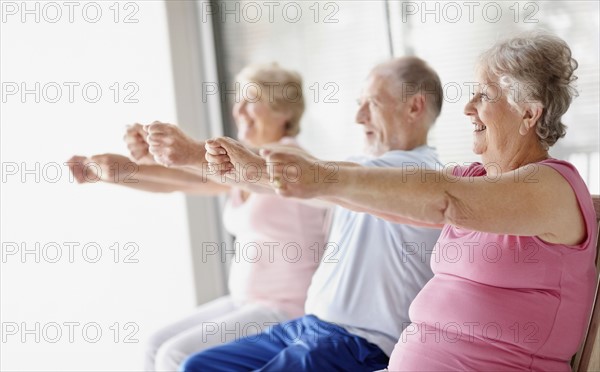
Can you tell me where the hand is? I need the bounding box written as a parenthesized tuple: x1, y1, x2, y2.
(66, 155, 88, 184)
(145, 121, 203, 167)
(67, 154, 139, 184)
(124, 123, 156, 165)
(88, 153, 140, 183)
(260, 148, 335, 198)
(205, 137, 264, 181)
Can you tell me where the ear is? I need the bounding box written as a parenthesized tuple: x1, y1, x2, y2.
(519, 104, 543, 136)
(284, 110, 294, 125)
(407, 94, 426, 122)
(276, 110, 293, 132)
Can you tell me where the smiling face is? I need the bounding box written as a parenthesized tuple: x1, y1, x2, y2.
(463, 70, 526, 162)
(232, 85, 290, 147)
(355, 73, 407, 156)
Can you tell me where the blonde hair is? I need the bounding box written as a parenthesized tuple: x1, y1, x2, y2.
(235, 62, 305, 137)
(478, 31, 578, 149)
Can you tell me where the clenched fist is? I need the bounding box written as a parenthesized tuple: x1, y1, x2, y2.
(124, 123, 155, 165)
(66, 154, 139, 184)
(145, 121, 203, 167)
(205, 137, 263, 177)
(260, 148, 337, 198)
(65, 155, 88, 183)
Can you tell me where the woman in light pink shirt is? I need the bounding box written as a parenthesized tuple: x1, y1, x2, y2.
(259, 32, 597, 371)
(69, 63, 328, 371)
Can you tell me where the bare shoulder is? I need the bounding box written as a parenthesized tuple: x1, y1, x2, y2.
(533, 165, 586, 246)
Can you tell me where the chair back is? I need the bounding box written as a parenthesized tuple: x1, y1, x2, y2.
(572, 195, 600, 371)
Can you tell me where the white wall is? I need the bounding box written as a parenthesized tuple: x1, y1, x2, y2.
(1, 2, 196, 370)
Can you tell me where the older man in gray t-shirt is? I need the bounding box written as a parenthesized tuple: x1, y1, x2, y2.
(182, 56, 444, 371)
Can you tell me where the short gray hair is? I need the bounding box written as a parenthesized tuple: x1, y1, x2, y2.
(478, 31, 578, 149)
(374, 57, 443, 127)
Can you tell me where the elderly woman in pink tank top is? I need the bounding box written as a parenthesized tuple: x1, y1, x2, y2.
(67, 63, 328, 371)
(258, 32, 597, 371)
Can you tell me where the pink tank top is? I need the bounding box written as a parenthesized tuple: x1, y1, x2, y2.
(389, 159, 597, 371)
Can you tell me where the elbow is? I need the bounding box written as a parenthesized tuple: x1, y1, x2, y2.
(415, 192, 449, 226)
(427, 193, 450, 225)
(440, 190, 473, 227)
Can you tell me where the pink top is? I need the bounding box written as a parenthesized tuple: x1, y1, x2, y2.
(389, 159, 598, 371)
(222, 138, 328, 318)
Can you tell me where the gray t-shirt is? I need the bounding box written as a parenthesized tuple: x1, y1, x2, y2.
(304, 146, 443, 356)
